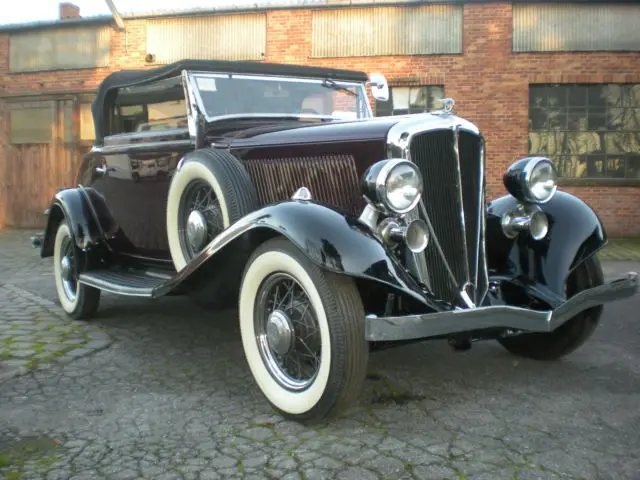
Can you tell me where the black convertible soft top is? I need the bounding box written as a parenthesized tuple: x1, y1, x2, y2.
(91, 59, 369, 144)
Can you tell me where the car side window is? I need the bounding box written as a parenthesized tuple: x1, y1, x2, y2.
(109, 76, 187, 136)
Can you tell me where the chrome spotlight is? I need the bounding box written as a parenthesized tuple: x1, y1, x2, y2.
(501, 204, 549, 241)
(378, 218, 430, 253)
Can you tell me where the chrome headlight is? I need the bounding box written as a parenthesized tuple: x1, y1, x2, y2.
(361, 159, 423, 214)
(504, 157, 557, 204)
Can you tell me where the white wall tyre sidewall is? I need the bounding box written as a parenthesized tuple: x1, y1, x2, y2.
(53, 222, 79, 314)
(239, 250, 331, 416)
(166, 162, 230, 272)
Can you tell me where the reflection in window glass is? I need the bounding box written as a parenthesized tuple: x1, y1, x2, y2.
(375, 85, 444, 116)
(529, 84, 640, 179)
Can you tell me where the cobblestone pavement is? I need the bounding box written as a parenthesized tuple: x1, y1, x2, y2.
(1, 228, 639, 480)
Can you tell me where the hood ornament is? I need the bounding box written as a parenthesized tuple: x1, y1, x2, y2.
(435, 98, 455, 115)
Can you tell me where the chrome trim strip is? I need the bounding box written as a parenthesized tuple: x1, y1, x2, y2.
(386, 113, 481, 158)
(452, 125, 471, 292)
(93, 140, 192, 155)
(418, 201, 458, 287)
(476, 139, 489, 305)
(365, 272, 639, 341)
(78, 273, 156, 297)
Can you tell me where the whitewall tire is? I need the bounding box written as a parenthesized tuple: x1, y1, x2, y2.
(239, 237, 368, 421)
(53, 221, 100, 319)
(166, 149, 258, 271)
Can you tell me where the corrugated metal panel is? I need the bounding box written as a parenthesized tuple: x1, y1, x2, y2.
(9, 27, 110, 72)
(311, 5, 462, 58)
(147, 14, 266, 63)
(513, 4, 640, 52)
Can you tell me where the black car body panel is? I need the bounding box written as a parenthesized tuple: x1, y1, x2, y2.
(486, 191, 608, 302)
(153, 200, 439, 309)
(41, 188, 105, 257)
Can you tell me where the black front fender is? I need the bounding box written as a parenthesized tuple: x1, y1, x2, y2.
(486, 191, 607, 299)
(165, 200, 435, 308)
(40, 187, 118, 257)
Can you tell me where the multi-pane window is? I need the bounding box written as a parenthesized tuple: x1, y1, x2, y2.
(528, 84, 640, 179)
(375, 85, 445, 117)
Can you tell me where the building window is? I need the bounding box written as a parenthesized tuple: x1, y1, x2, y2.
(375, 85, 445, 117)
(513, 4, 640, 53)
(311, 5, 462, 58)
(9, 26, 111, 73)
(528, 84, 640, 179)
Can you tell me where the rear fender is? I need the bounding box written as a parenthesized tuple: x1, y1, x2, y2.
(40, 187, 117, 257)
(486, 191, 607, 298)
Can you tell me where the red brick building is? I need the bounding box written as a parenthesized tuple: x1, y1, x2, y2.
(1, 1, 639, 235)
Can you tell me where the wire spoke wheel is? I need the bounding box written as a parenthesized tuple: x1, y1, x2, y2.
(178, 180, 225, 259)
(255, 273, 322, 391)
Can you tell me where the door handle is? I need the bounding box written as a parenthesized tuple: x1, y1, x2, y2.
(95, 165, 115, 174)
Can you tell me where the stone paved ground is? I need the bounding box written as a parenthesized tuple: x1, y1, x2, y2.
(1, 228, 639, 480)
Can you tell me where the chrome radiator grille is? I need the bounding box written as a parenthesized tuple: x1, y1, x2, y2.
(409, 129, 488, 306)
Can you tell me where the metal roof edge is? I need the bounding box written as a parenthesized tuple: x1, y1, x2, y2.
(0, 15, 114, 33)
(2, 0, 639, 32)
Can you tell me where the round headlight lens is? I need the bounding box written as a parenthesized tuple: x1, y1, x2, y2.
(527, 159, 557, 203)
(383, 162, 423, 213)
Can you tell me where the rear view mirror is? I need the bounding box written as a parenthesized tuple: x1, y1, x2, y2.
(368, 73, 389, 102)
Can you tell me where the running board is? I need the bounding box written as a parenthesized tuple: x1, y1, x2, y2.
(78, 268, 174, 297)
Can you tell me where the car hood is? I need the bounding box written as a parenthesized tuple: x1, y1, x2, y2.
(209, 116, 398, 149)
(213, 113, 480, 150)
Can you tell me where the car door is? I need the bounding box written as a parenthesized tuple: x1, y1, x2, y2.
(96, 128, 192, 260)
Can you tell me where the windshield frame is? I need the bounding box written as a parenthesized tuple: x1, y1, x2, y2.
(185, 70, 373, 123)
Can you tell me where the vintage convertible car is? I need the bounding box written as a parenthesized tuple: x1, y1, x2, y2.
(34, 59, 638, 421)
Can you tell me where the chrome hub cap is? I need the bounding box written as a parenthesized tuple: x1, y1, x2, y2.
(255, 273, 322, 391)
(58, 237, 77, 301)
(60, 255, 73, 281)
(266, 310, 294, 356)
(186, 210, 208, 251)
(179, 180, 224, 260)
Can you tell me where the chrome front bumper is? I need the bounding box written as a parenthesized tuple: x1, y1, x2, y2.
(365, 272, 639, 341)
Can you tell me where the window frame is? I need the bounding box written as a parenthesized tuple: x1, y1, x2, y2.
(105, 76, 188, 139)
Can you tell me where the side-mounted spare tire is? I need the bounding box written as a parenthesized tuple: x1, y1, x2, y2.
(166, 148, 260, 271)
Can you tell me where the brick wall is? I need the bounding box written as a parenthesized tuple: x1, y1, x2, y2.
(0, 3, 639, 235)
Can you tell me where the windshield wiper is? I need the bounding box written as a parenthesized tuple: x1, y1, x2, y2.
(321, 79, 356, 97)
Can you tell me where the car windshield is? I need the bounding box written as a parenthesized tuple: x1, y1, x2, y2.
(190, 72, 372, 121)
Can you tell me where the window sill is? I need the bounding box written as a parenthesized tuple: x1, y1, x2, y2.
(559, 177, 640, 187)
